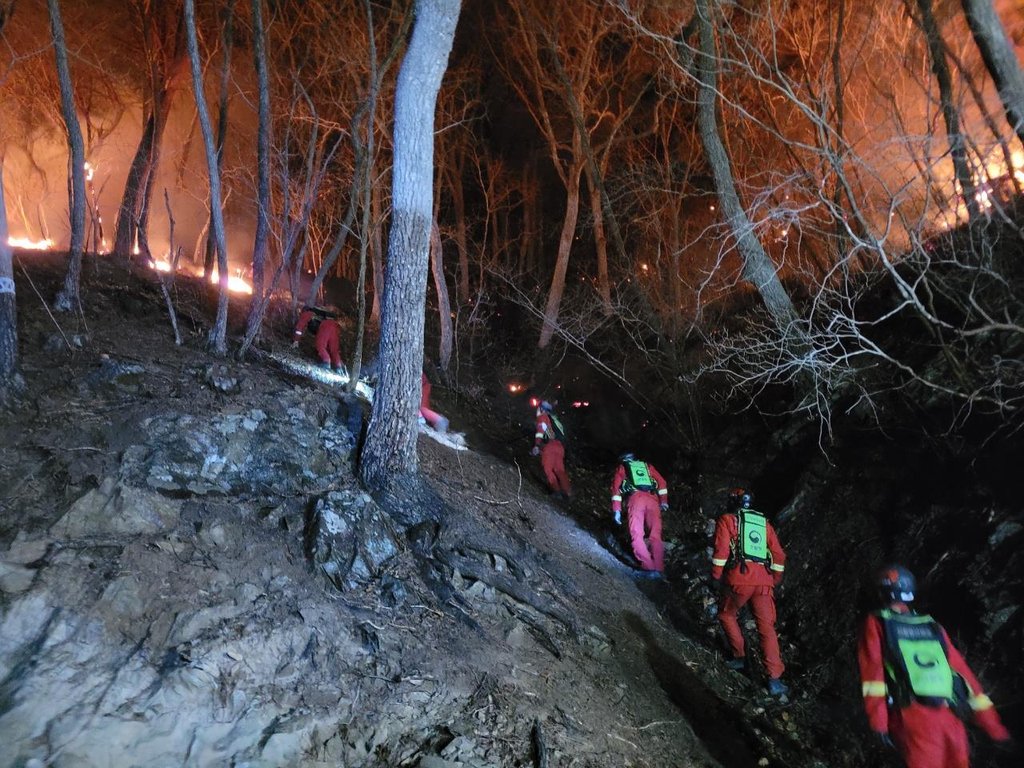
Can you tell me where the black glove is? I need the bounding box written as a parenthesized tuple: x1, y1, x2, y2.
(993, 738, 1018, 755)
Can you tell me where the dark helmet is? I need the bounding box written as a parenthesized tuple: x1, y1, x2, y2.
(619, 452, 635, 463)
(728, 487, 753, 510)
(877, 564, 916, 604)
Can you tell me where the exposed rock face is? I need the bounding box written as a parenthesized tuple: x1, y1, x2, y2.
(0, 392, 404, 767)
(307, 489, 402, 592)
(50, 477, 181, 537)
(120, 399, 353, 497)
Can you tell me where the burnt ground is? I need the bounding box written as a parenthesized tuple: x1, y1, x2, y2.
(0, 250, 1018, 767)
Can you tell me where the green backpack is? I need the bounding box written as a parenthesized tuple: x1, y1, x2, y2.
(622, 460, 656, 493)
(737, 509, 769, 564)
(879, 610, 956, 705)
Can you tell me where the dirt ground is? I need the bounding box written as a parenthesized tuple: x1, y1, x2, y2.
(0, 250, 931, 767)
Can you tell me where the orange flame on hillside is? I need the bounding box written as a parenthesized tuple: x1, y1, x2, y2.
(8, 236, 54, 250)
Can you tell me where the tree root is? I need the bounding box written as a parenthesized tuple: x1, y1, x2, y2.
(437, 549, 580, 639)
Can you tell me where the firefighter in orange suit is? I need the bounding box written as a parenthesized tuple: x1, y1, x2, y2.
(711, 488, 789, 697)
(420, 372, 449, 433)
(610, 453, 669, 573)
(293, 305, 344, 371)
(530, 400, 571, 499)
(858, 564, 1011, 768)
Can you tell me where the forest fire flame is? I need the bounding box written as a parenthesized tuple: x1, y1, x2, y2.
(211, 271, 253, 295)
(146, 255, 252, 294)
(8, 236, 54, 250)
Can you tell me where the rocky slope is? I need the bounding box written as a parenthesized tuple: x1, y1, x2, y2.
(3, 252, 1019, 768)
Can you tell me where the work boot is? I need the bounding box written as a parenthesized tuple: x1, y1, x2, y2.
(725, 657, 746, 672)
(767, 678, 790, 697)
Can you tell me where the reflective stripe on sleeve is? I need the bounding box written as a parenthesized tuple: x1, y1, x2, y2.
(970, 694, 994, 711)
(711, 558, 728, 567)
(657, 488, 668, 495)
(611, 495, 622, 502)
(535, 432, 544, 440)
(770, 563, 785, 572)
(862, 681, 887, 697)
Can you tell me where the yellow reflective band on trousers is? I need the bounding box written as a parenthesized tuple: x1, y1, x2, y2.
(970, 694, 994, 711)
(862, 681, 887, 697)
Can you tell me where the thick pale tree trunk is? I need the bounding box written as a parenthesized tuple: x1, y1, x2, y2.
(538, 152, 584, 349)
(693, 0, 797, 329)
(430, 216, 453, 371)
(916, 0, 979, 222)
(184, 0, 230, 354)
(204, 0, 235, 279)
(48, 0, 87, 312)
(0, 9, 19, 397)
(961, 0, 1024, 145)
(360, 0, 460, 496)
(0, 168, 20, 396)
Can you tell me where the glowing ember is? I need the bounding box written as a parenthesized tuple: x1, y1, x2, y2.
(150, 259, 173, 273)
(8, 236, 54, 250)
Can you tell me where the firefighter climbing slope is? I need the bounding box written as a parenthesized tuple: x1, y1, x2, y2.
(531, 400, 572, 499)
(610, 453, 669, 574)
(292, 305, 345, 372)
(711, 488, 789, 697)
(858, 564, 1011, 768)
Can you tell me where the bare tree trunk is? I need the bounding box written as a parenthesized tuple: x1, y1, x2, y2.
(160, 189, 183, 345)
(360, 0, 461, 498)
(305, 6, 409, 310)
(48, 0, 87, 313)
(370, 182, 384, 325)
(0, 167, 21, 397)
(204, 0, 236, 278)
(113, 7, 184, 260)
(184, 0, 230, 354)
(915, 0, 979, 222)
(693, 0, 797, 329)
(961, 0, 1024, 145)
(113, 112, 155, 257)
(250, 0, 270, 301)
(538, 153, 584, 349)
(585, 165, 612, 314)
(430, 216, 453, 370)
(520, 167, 537, 273)
(348, 0, 380, 393)
(447, 161, 470, 302)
